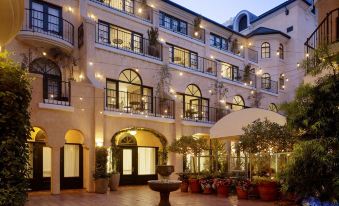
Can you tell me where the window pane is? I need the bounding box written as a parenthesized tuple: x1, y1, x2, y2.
(138, 148, 156, 175)
(123, 149, 133, 175)
(32, 3, 44, 29)
(221, 63, 232, 79)
(48, 7, 60, 33)
(64, 144, 80, 177)
(43, 147, 51, 177)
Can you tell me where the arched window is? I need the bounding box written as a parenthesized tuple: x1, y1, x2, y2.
(261, 73, 271, 89)
(106, 69, 152, 112)
(29, 58, 62, 100)
(183, 84, 209, 121)
(119, 135, 137, 146)
(261, 42, 270, 58)
(232, 95, 245, 111)
(268, 103, 278, 112)
(278, 43, 284, 59)
(238, 15, 248, 32)
(279, 74, 285, 90)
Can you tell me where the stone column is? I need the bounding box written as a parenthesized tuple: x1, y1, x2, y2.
(51, 147, 61, 195)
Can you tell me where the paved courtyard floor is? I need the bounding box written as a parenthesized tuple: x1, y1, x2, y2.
(26, 186, 294, 206)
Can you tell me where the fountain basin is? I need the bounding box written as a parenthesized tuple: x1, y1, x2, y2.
(148, 180, 181, 206)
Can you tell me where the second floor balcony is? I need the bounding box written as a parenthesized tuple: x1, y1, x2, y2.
(182, 103, 228, 123)
(220, 63, 256, 87)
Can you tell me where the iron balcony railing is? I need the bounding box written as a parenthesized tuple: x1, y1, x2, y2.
(159, 17, 205, 43)
(105, 89, 175, 119)
(183, 103, 228, 123)
(43, 80, 71, 106)
(22, 9, 74, 45)
(305, 8, 339, 53)
(169, 48, 217, 76)
(248, 48, 258, 63)
(221, 63, 256, 87)
(261, 79, 278, 94)
(90, 0, 153, 22)
(96, 22, 162, 60)
(210, 40, 245, 58)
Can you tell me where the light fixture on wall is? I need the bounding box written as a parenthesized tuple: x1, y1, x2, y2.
(42, 51, 47, 56)
(138, 8, 143, 13)
(129, 129, 137, 136)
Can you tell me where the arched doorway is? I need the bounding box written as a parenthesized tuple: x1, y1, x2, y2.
(60, 130, 84, 189)
(111, 128, 167, 185)
(28, 127, 51, 191)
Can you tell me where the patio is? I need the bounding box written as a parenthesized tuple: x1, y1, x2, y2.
(25, 186, 292, 206)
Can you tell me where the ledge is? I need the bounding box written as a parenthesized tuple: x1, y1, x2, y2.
(209, 46, 245, 61)
(168, 63, 218, 80)
(159, 27, 206, 47)
(260, 89, 279, 96)
(38, 103, 75, 112)
(103, 110, 175, 123)
(221, 78, 256, 90)
(181, 120, 214, 127)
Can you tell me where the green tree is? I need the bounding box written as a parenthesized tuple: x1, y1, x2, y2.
(0, 51, 31, 205)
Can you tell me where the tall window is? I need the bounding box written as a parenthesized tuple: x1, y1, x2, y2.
(238, 15, 248, 32)
(210, 33, 228, 51)
(220, 62, 239, 81)
(168, 44, 198, 69)
(232, 95, 245, 111)
(279, 74, 285, 90)
(29, 58, 62, 100)
(182, 84, 209, 121)
(261, 42, 270, 58)
(98, 21, 142, 53)
(278, 43, 284, 59)
(261, 73, 271, 89)
(159, 12, 187, 35)
(31, 0, 62, 35)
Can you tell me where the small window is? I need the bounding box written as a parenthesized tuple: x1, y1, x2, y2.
(238, 15, 248, 32)
(261, 42, 270, 58)
(287, 26, 293, 33)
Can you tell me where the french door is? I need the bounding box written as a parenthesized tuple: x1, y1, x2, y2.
(60, 144, 83, 189)
(28, 143, 51, 191)
(120, 147, 158, 185)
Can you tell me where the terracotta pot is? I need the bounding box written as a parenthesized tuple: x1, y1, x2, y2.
(109, 173, 120, 191)
(248, 185, 259, 197)
(189, 179, 200, 193)
(217, 185, 230, 197)
(202, 187, 213, 194)
(258, 182, 278, 201)
(236, 186, 248, 199)
(95, 178, 109, 194)
(181, 182, 189, 192)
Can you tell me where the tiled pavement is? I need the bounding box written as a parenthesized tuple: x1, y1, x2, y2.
(26, 186, 294, 206)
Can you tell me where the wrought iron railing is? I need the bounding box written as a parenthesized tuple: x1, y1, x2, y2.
(261, 79, 278, 94)
(248, 48, 258, 63)
(221, 63, 256, 87)
(169, 48, 217, 76)
(90, 0, 153, 22)
(305, 8, 339, 52)
(183, 103, 228, 123)
(96, 22, 162, 60)
(43, 80, 71, 106)
(21, 9, 74, 45)
(105, 89, 175, 118)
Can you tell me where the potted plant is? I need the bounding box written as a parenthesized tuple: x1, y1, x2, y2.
(193, 16, 202, 38)
(109, 138, 121, 191)
(189, 174, 201, 193)
(215, 178, 233, 197)
(93, 147, 110, 194)
(147, 27, 159, 57)
(253, 176, 279, 201)
(200, 178, 214, 194)
(178, 173, 189, 192)
(236, 178, 251, 199)
(243, 64, 252, 84)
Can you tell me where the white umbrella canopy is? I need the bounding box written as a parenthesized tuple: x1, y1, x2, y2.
(210, 108, 286, 139)
(0, 0, 24, 46)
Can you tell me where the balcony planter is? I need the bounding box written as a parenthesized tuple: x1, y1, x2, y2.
(189, 179, 200, 193)
(109, 173, 120, 191)
(258, 182, 278, 201)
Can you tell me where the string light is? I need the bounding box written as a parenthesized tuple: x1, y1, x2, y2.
(42, 52, 47, 56)
(89, 62, 93, 66)
(179, 72, 183, 76)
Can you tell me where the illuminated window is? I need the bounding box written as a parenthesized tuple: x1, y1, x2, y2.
(261, 42, 270, 58)
(261, 73, 271, 89)
(232, 95, 245, 111)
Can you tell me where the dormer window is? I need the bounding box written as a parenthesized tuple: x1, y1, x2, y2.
(239, 15, 248, 32)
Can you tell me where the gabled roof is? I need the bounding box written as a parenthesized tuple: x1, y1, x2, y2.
(247, 27, 291, 39)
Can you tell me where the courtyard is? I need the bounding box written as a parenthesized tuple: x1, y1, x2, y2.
(25, 186, 288, 206)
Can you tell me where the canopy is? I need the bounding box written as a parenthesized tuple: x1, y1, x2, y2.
(210, 108, 286, 139)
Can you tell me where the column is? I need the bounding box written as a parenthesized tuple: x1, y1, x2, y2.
(51, 147, 60, 195)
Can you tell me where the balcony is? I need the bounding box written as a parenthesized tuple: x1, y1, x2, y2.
(43, 80, 71, 106)
(105, 89, 175, 119)
(169, 48, 217, 76)
(261, 79, 278, 94)
(305, 8, 339, 54)
(221, 64, 257, 87)
(89, 0, 153, 23)
(96, 22, 162, 60)
(17, 9, 74, 50)
(183, 103, 228, 123)
(248, 48, 258, 63)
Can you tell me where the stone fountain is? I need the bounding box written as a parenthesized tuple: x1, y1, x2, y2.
(148, 165, 181, 206)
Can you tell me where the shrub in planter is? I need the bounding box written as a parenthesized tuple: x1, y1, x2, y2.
(253, 176, 279, 201)
(93, 147, 110, 194)
(109, 137, 121, 191)
(178, 173, 189, 192)
(236, 179, 251, 199)
(214, 178, 232, 197)
(189, 177, 201, 193)
(200, 179, 214, 194)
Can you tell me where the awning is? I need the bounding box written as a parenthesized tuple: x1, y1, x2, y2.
(210, 108, 286, 139)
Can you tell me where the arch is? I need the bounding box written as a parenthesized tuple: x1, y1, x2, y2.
(29, 57, 61, 77)
(261, 42, 270, 58)
(268, 103, 278, 112)
(29, 126, 47, 142)
(233, 10, 251, 32)
(232, 95, 245, 111)
(185, 84, 202, 97)
(119, 69, 142, 85)
(278, 43, 284, 59)
(261, 73, 271, 89)
(65, 129, 84, 144)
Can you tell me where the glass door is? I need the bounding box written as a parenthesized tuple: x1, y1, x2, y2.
(60, 144, 83, 189)
(120, 147, 137, 185)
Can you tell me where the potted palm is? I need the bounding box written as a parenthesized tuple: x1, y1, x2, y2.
(93, 147, 110, 194)
(109, 139, 121, 191)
